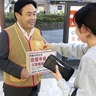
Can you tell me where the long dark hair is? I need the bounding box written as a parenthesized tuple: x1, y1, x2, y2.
(73, 3, 96, 35)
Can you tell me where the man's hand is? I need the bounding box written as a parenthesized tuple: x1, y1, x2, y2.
(21, 68, 29, 79)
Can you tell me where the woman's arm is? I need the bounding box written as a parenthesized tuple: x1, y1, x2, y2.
(51, 65, 76, 96)
(43, 43, 88, 59)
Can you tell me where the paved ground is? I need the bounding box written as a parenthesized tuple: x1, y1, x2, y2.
(42, 29, 63, 43)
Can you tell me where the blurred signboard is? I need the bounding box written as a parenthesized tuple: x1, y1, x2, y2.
(47, 0, 50, 2)
(68, 6, 83, 43)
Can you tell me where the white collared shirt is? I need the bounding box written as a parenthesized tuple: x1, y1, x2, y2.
(17, 22, 34, 41)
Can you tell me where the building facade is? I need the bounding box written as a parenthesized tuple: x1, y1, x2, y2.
(4, 0, 95, 14)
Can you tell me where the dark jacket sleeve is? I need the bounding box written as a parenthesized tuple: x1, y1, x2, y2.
(0, 30, 23, 79)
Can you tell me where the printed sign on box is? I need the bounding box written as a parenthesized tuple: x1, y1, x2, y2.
(26, 50, 56, 75)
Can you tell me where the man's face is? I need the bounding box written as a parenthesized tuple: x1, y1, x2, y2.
(15, 4, 37, 32)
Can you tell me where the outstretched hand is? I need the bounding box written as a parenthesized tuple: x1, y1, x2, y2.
(43, 43, 52, 50)
(50, 65, 62, 81)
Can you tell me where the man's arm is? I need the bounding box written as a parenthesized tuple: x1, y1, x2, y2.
(0, 31, 23, 79)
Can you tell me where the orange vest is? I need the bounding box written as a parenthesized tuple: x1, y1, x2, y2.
(4, 23, 44, 87)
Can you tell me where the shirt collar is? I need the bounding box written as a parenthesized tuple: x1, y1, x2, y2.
(17, 22, 34, 40)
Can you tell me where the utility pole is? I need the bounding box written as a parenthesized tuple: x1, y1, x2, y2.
(0, 0, 5, 31)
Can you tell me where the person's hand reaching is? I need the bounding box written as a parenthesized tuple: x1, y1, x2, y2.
(50, 65, 62, 81)
(43, 43, 52, 50)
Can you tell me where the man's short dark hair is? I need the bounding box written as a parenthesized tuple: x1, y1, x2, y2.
(14, 0, 37, 19)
